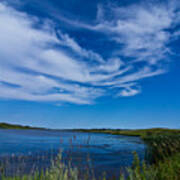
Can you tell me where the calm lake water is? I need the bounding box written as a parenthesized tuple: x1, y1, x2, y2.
(0, 129, 146, 178)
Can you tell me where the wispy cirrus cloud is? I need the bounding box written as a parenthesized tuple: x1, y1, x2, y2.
(58, 1, 180, 63)
(0, 1, 179, 104)
(94, 3, 175, 64)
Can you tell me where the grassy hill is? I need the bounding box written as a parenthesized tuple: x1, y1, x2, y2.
(0, 122, 45, 130)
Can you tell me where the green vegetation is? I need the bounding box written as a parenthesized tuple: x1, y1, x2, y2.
(120, 132, 180, 180)
(1, 153, 79, 180)
(0, 128, 180, 179)
(120, 152, 180, 180)
(0, 152, 100, 180)
(0, 123, 45, 130)
(77, 128, 180, 138)
(79, 128, 180, 179)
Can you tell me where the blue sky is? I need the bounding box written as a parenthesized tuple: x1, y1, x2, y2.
(0, 0, 180, 129)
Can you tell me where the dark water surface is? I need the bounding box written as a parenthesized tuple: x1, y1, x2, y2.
(0, 129, 146, 178)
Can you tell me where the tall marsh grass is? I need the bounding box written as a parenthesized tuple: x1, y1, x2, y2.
(121, 133, 180, 180)
(1, 153, 79, 180)
(143, 134, 180, 163)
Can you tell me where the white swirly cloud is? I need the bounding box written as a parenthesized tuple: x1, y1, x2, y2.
(0, 0, 179, 104)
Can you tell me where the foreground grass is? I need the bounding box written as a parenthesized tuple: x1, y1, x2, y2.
(120, 152, 180, 180)
(1, 129, 180, 180)
(2, 152, 180, 180)
(1, 153, 79, 180)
